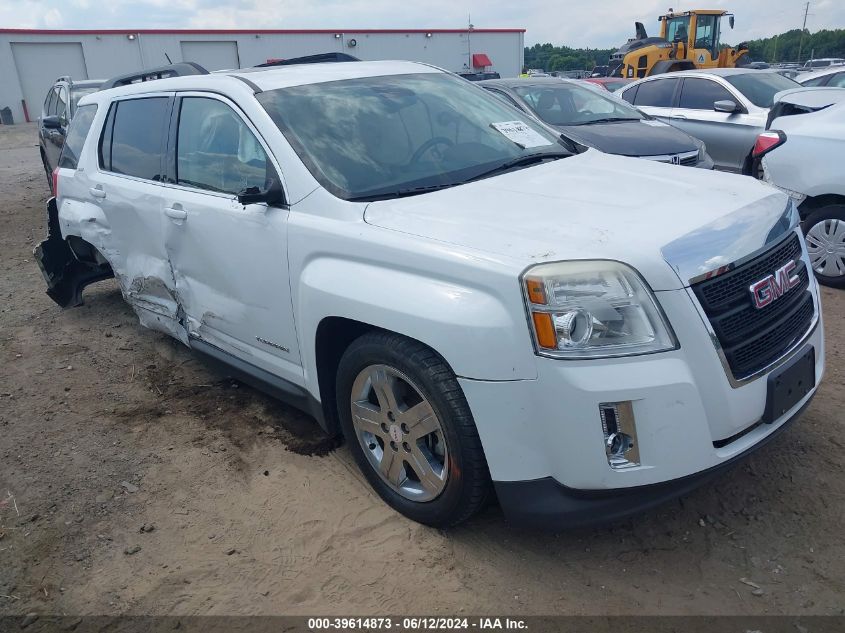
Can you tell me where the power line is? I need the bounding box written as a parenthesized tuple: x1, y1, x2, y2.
(798, 1, 810, 62)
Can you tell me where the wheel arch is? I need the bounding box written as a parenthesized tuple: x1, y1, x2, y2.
(798, 193, 845, 219)
(313, 317, 465, 437)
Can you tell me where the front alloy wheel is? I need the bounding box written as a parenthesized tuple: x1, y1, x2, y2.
(336, 331, 490, 527)
(350, 365, 448, 502)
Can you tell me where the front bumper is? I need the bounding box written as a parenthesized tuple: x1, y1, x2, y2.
(493, 394, 813, 529)
(458, 281, 824, 527)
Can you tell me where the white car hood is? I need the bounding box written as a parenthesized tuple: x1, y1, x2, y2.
(364, 150, 793, 291)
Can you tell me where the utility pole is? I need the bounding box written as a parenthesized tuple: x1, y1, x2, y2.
(797, 1, 810, 63)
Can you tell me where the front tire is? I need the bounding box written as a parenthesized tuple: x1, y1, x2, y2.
(336, 331, 490, 527)
(803, 205, 845, 288)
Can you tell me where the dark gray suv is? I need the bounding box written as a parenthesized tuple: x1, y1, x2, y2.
(38, 76, 103, 192)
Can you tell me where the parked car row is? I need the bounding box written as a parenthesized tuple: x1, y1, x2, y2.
(479, 77, 712, 168)
(35, 57, 824, 529)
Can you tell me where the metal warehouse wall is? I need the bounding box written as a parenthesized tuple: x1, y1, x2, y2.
(0, 29, 525, 124)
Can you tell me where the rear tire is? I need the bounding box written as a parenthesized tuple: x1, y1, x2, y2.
(803, 205, 845, 288)
(336, 331, 490, 527)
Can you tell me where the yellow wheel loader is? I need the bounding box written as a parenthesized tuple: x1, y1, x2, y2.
(610, 9, 750, 79)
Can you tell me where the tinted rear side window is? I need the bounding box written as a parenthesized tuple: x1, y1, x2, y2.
(725, 73, 799, 108)
(101, 97, 169, 180)
(58, 104, 97, 170)
(633, 79, 679, 107)
(620, 84, 638, 104)
(678, 78, 734, 110)
(800, 75, 829, 87)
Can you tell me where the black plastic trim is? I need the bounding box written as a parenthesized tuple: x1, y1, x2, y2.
(232, 75, 263, 94)
(188, 337, 328, 431)
(493, 393, 814, 529)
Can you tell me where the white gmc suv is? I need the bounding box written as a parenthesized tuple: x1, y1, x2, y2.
(36, 59, 824, 528)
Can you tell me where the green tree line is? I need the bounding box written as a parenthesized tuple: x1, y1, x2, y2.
(742, 28, 845, 63)
(524, 28, 845, 71)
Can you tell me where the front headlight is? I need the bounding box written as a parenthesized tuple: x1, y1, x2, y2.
(522, 260, 678, 359)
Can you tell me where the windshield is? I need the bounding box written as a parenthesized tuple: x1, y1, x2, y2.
(725, 72, 800, 108)
(257, 72, 567, 201)
(513, 83, 642, 126)
(70, 86, 101, 112)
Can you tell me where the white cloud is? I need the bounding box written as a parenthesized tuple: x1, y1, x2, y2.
(42, 7, 64, 28)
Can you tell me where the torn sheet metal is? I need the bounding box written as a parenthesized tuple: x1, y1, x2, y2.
(34, 198, 114, 307)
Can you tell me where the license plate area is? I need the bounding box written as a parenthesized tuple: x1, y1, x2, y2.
(763, 345, 815, 424)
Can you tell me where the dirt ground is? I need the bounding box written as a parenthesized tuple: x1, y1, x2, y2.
(1, 122, 844, 617)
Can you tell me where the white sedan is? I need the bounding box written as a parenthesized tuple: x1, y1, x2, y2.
(756, 87, 845, 287)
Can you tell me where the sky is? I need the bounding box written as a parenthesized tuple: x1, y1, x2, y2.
(1, 0, 844, 48)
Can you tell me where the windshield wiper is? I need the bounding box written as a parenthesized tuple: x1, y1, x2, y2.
(347, 151, 571, 202)
(348, 182, 462, 202)
(464, 151, 571, 183)
(575, 117, 640, 125)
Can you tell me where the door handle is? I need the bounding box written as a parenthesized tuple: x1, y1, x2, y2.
(164, 207, 188, 220)
(673, 114, 688, 120)
(89, 187, 106, 199)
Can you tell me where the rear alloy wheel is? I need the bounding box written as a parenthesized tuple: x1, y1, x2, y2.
(336, 332, 490, 527)
(803, 205, 845, 288)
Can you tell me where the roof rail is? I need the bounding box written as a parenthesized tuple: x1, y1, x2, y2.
(255, 52, 360, 68)
(101, 62, 209, 90)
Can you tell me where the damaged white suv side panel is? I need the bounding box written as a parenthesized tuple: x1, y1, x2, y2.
(37, 60, 824, 529)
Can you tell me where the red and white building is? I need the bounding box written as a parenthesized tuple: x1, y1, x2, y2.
(0, 27, 525, 124)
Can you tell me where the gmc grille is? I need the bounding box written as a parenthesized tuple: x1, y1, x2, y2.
(691, 232, 815, 380)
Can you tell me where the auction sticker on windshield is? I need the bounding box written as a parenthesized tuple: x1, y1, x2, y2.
(490, 121, 553, 149)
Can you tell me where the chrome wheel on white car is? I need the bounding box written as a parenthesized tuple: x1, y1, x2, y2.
(336, 331, 490, 527)
(350, 364, 449, 501)
(803, 205, 845, 288)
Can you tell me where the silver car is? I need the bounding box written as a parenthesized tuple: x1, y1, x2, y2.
(797, 65, 845, 87)
(619, 69, 799, 173)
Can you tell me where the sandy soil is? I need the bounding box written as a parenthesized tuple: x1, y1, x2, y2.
(1, 122, 844, 617)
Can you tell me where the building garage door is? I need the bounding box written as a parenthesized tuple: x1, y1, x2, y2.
(11, 42, 88, 121)
(180, 41, 240, 71)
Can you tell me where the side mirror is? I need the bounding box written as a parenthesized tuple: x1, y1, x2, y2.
(42, 115, 62, 130)
(729, 15, 735, 29)
(714, 100, 740, 113)
(237, 179, 286, 207)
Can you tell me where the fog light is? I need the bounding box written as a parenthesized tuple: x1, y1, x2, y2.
(599, 402, 640, 469)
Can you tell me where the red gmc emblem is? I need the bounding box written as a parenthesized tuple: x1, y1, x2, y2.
(749, 260, 801, 309)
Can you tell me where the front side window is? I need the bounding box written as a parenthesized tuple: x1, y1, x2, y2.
(58, 104, 97, 170)
(678, 78, 735, 110)
(801, 75, 829, 87)
(827, 73, 845, 88)
(257, 72, 567, 201)
(100, 97, 169, 181)
(176, 97, 271, 195)
(633, 78, 679, 108)
(513, 83, 642, 126)
(725, 73, 799, 108)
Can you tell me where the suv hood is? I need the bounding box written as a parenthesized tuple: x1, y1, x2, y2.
(364, 150, 793, 291)
(556, 120, 698, 157)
